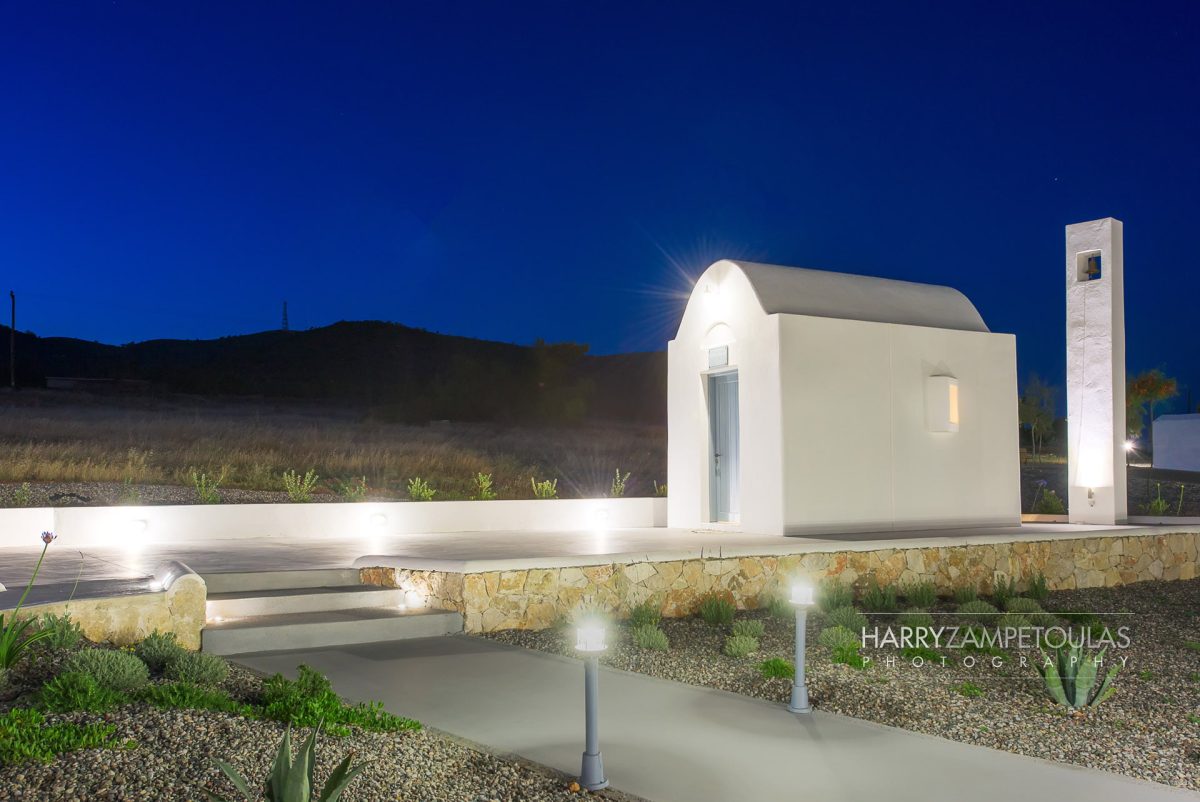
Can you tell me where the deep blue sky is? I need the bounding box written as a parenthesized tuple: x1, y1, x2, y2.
(3, 2, 1198, 407)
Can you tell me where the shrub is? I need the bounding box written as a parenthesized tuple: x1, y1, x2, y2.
(1030, 610, 1061, 629)
(697, 595, 735, 628)
(723, 634, 759, 658)
(631, 625, 669, 651)
(817, 625, 860, 651)
(955, 681, 985, 698)
(66, 648, 149, 693)
(957, 599, 1000, 624)
(732, 619, 765, 639)
(472, 472, 497, 501)
(12, 482, 31, 507)
(0, 708, 122, 766)
(952, 585, 978, 605)
(139, 682, 253, 715)
(206, 722, 368, 802)
(1036, 644, 1119, 710)
(764, 594, 792, 620)
(262, 665, 420, 736)
(334, 476, 368, 501)
(816, 578, 854, 613)
(900, 646, 942, 662)
(998, 612, 1031, 631)
(825, 605, 868, 634)
(610, 469, 630, 498)
(897, 608, 934, 633)
(136, 631, 186, 673)
(531, 477, 558, 499)
(35, 612, 83, 652)
(406, 477, 436, 502)
(283, 468, 319, 502)
(758, 658, 794, 680)
(653, 481, 668, 497)
(118, 477, 142, 504)
(1026, 572, 1049, 602)
(991, 576, 1018, 609)
(190, 468, 224, 504)
(861, 582, 898, 613)
(1004, 597, 1043, 615)
(628, 600, 661, 629)
(165, 651, 229, 687)
(39, 672, 125, 713)
(903, 581, 938, 608)
(1033, 489, 1066, 515)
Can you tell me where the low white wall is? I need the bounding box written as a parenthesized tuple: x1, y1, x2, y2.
(0, 497, 668, 550)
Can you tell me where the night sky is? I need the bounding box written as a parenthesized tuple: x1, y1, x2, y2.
(3, 2, 1198, 408)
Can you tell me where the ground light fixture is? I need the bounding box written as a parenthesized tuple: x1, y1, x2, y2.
(788, 581, 815, 714)
(575, 619, 609, 791)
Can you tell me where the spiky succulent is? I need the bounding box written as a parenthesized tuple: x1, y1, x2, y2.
(1035, 644, 1119, 711)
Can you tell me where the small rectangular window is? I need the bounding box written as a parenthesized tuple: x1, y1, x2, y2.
(707, 345, 729, 369)
(926, 375, 960, 433)
(1077, 250, 1102, 282)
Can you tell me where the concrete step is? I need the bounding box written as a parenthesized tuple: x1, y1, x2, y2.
(201, 569, 362, 594)
(207, 585, 407, 620)
(201, 607, 463, 655)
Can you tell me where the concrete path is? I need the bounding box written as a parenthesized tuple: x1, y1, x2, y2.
(235, 636, 1197, 802)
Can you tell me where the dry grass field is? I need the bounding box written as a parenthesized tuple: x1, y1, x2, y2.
(0, 391, 666, 502)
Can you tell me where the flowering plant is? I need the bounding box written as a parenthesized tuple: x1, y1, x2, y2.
(0, 533, 58, 676)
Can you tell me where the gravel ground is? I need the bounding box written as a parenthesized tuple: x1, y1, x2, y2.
(487, 578, 1200, 791)
(0, 656, 638, 802)
(0, 481, 402, 507)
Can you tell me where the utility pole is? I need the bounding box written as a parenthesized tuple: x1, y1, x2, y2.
(281, 301, 289, 332)
(8, 290, 14, 390)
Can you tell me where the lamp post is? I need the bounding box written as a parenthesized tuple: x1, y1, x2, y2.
(788, 582, 815, 714)
(575, 621, 609, 791)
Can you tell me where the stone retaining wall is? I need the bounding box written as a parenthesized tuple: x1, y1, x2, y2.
(362, 530, 1200, 633)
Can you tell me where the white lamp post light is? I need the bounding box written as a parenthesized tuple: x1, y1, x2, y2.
(575, 621, 609, 791)
(788, 581, 815, 713)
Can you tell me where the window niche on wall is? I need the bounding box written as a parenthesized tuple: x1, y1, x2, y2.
(1077, 250, 1103, 282)
(926, 375, 960, 433)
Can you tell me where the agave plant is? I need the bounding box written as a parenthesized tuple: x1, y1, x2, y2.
(0, 532, 59, 681)
(1035, 644, 1119, 711)
(204, 721, 368, 802)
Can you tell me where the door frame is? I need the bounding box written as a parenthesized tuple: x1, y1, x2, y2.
(705, 368, 740, 523)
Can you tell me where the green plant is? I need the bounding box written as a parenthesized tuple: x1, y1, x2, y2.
(12, 481, 31, 507)
(861, 582, 898, 613)
(900, 646, 942, 662)
(1146, 482, 1171, 516)
(628, 600, 661, 629)
(65, 647, 150, 693)
(732, 619, 766, 639)
(903, 581, 938, 608)
(991, 576, 1018, 608)
(653, 481, 668, 497)
(816, 578, 854, 614)
(1026, 572, 1049, 602)
(1184, 641, 1200, 653)
(0, 532, 59, 677)
(140, 682, 254, 715)
(35, 612, 83, 651)
(825, 605, 868, 634)
(531, 477, 558, 499)
(406, 477, 436, 502)
(190, 468, 225, 504)
(697, 594, 735, 628)
(136, 630, 186, 673)
(39, 672, 126, 713)
(723, 634, 759, 658)
(1138, 669, 1154, 681)
(0, 708, 123, 767)
(204, 721, 369, 802)
(818, 626, 864, 668)
(1035, 644, 1119, 710)
(952, 585, 978, 605)
(998, 612, 1031, 631)
(764, 593, 792, 620)
(609, 468, 630, 498)
(166, 650, 229, 687)
(631, 624, 669, 651)
(758, 658, 794, 680)
(956, 599, 1000, 624)
(472, 472, 497, 501)
(1032, 489, 1066, 515)
(118, 476, 143, 504)
(283, 469, 320, 502)
(897, 608, 934, 633)
(1004, 597, 1043, 615)
(955, 681, 985, 698)
(333, 476, 368, 502)
(261, 665, 420, 737)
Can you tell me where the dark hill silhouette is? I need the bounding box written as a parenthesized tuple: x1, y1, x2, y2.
(0, 321, 666, 424)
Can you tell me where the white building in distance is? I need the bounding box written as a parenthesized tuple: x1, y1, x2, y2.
(667, 260, 1020, 536)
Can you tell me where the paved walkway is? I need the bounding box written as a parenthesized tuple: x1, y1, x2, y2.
(235, 636, 1196, 802)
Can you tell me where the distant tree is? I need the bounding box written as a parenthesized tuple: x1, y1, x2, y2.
(1127, 369, 1178, 438)
(1018, 374, 1057, 458)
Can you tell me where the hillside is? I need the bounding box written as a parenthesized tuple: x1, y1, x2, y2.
(0, 321, 666, 424)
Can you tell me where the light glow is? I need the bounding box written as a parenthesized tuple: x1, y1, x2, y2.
(576, 620, 608, 652)
(790, 582, 815, 607)
(948, 382, 960, 426)
(1124, 440, 1135, 452)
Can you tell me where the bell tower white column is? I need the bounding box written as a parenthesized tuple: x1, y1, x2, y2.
(1065, 217, 1126, 524)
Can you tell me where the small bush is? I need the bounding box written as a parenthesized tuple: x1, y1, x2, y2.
(817, 578, 854, 613)
(817, 625, 860, 651)
(135, 631, 186, 674)
(758, 658, 794, 680)
(825, 605, 867, 634)
(0, 708, 122, 766)
(732, 619, 765, 639)
(139, 682, 253, 715)
(13, 482, 31, 507)
(992, 576, 1018, 609)
(262, 665, 420, 736)
(998, 612, 1031, 631)
(472, 472, 497, 501)
(609, 469, 630, 498)
(900, 646, 942, 662)
(955, 681, 985, 698)
(1029, 610, 1061, 629)
(723, 634, 759, 658)
(903, 581, 938, 608)
(631, 625, 669, 651)
(1033, 489, 1066, 515)
(1026, 572, 1049, 602)
(628, 601, 661, 629)
(35, 612, 83, 651)
(764, 593, 792, 621)
(190, 468, 224, 504)
(653, 480, 668, 497)
(39, 672, 125, 713)
(165, 651, 228, 687)
(698, 594, 735, 628)
(282, 468, 319, 502)
(66, 648, 149, 693)
(334, 476, 368, 501)
(406, 477, 436, 501)
(957, 599, 1000, 624)
(1004, 597, 1043, 615)
(531, 477, 558, 499)
(952, 585, 978, 605)
(897, 608, 934, 633)
(861, 582, 898, 613)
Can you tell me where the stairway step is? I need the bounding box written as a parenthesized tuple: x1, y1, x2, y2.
(201, 607, 463, 655)
(202, 569, 362, 594)
(207, 585, 407, 620)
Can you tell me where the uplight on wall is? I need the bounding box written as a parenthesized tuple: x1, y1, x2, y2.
(925, 376, 960, 433)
